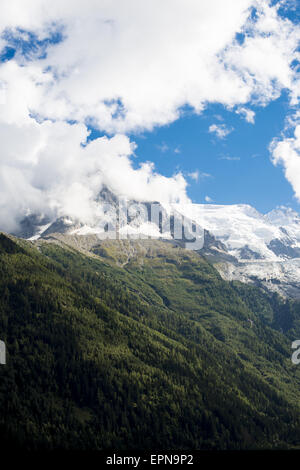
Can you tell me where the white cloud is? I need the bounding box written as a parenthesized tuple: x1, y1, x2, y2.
(0, 0, 299, 134)
(236, 106, 255, 123)
(219, 155, 241, 161)
(0, 120, 190, 232)
(209, 124, 233, 139)
(271, 124, 300, 202)
(188, 171, 199, 182)
(224, 1, 300, 106)
(205, 196, 214, 203)
(188, 170, 212, 182)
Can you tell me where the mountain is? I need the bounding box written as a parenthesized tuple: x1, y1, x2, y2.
(14, 189, 300, 299)
(15, 186, 231, 262)
(2, 232, 300, 450)
(174, 203, 300, 298)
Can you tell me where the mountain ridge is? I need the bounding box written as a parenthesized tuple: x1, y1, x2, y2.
(12, 187, 300, 298)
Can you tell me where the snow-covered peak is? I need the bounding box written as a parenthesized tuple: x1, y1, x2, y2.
(20, 193, 300, 264)
(266, 206, 300, 227)
(16, 191, 300, 298)
(173, 203, 288, 261)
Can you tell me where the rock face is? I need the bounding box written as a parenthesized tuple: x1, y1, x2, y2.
(13, 188, 300, 298)
(173, 203, 300, 298)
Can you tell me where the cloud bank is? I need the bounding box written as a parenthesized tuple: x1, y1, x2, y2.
(0, 0, 299, 230)
(271, 123, 300, 202)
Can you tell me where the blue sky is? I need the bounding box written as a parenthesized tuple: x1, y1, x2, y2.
(129, 92, 295, 213)
(88, 90, 297, 214)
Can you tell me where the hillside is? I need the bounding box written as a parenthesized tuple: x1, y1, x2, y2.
(1, 233, 300, 450)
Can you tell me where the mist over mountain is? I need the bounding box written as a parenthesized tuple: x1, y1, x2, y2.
(11, 185, 300, 299)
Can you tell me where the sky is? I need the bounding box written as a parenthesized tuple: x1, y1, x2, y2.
(128, 94, 295, 212)
(0, 0, 299, 232)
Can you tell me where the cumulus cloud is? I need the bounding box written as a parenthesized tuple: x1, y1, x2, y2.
(1, 0, 299, 133)
(0, 121, 190, 232)
(271, 124, 300, 201)
(209, 124, 233, 139)
(236, 107, 255, 123)
(0, 0, 251, 133)
(0, 0, 299, 230)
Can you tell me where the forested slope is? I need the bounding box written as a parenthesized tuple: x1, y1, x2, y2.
(1, 233, 300, 450)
